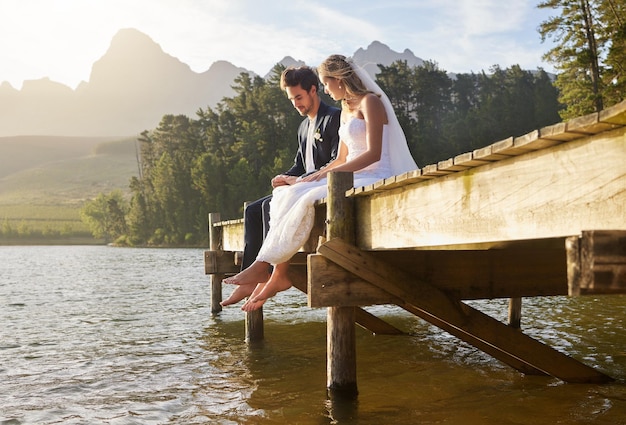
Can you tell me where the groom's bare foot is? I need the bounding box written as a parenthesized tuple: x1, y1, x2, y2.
(221, 283, 256, 306)
(222, 261, 270, 286)
(250, 273, 292, 303)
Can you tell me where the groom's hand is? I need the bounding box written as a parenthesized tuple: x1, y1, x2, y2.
(271, 174, 297, 187)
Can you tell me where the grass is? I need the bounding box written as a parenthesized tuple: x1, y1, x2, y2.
(0, 136, 138, 244)
(0, 204, 89, 232)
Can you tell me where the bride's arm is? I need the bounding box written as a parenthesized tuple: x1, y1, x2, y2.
(298, 141, 348, 182)
(304, 94, 386, 181)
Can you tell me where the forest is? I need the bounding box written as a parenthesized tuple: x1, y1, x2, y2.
(80, 0, 625, 246)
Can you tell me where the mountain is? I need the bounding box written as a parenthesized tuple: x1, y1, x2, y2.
(0, 35, 428, 232)
(0, 31, 425, 138)
(0, 29, 248, 137)
(353, 41, 425, 77)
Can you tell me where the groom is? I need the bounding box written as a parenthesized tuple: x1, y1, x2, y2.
(221, 66, 341, 306)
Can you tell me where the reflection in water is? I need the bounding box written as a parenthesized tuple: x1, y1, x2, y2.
(199, 297, 626, 425)
(1, 246, 625, 424)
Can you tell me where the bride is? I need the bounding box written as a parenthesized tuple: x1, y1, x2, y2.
(222, 54, 417, 311)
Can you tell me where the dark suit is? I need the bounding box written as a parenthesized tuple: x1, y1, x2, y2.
(241, 101, 341, 269)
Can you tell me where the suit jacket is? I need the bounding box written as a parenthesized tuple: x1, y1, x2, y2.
(284, 101, 341, 176)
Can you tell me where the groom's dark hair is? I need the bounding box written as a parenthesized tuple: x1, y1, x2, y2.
(280, 66, 319, 94)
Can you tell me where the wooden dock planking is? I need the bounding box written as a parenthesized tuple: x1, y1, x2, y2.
(355, 126, 626, 250)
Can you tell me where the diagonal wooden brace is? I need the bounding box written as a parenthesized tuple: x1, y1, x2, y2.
(316, 238, 613, 383)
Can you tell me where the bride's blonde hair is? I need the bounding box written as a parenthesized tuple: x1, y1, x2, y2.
(318, 54, 376, 110)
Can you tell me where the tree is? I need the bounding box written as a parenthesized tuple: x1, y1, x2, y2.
(538, 0, 626, 119)
(80, 191, 129, 243)
(597, 0, 626, 105)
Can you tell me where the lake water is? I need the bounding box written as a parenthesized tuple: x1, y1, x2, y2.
(1, 245, 625, 425)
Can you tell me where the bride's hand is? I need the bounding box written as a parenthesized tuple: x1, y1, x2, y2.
(299, 170, 326, 182)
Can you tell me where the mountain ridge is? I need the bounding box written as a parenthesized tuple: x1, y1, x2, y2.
(0, 28, 427, 137)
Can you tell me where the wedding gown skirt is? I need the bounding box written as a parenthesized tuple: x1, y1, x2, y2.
(257, 118, 393, 265)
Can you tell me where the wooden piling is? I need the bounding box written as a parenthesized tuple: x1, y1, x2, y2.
(245, 308, 264, 343)
(508, 297, 522, 329)
(208, 213, 223, 314)
(325, 172, 358, 399)
(239, 202, 264, 343)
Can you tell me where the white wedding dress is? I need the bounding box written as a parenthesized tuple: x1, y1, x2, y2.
(256, 117, 393, 265)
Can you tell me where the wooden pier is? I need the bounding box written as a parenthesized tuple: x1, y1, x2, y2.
(205, 99, 626, 395)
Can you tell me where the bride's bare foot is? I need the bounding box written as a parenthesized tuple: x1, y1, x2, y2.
(222, 261, 270, 286)
(250, 272, 292, 303)
(241, 283, 268, 312)
(220, 283, 256, 307)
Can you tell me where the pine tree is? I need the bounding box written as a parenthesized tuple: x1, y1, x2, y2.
(538, 0, 626, 119)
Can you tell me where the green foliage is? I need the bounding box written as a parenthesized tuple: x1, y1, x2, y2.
(377, 61, 563, 165)
(79, 190, 129, 243)
(538, 0, 626, 119)
(117, 65, 304, 246)
(96, 59, 565, 247)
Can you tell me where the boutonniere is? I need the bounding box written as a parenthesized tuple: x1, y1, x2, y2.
(314, 128, 322, 142)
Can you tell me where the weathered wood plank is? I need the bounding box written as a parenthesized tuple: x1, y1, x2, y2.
(491, 136, 533, 156)
(438, 157, 471, 172)
(567, 111, 619, 134)
(454, 151, 492, 167)
(538, 122, 586, 142)
(513, 130, 562, 150)
(473, 145, 512, 162)
(422, 163, 454, 177)
(356, 126, 626, 249)
(318, 238, 612, 383)
(599, 99, 626, 125)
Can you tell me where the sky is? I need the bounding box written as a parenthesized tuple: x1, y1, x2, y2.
(0, 0, 559, 90)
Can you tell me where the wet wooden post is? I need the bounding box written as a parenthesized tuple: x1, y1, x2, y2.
(326, 172, 358, 399)
(241, 202, 264, 343)
(208, 213, 223, 314)
(245, 308, 264, 343)
(508, 297, 522, 329)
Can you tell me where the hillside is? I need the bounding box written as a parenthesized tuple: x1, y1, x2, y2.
(0, 136, 138, 205)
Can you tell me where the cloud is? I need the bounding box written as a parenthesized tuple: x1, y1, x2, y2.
(0, 0, 556, 88)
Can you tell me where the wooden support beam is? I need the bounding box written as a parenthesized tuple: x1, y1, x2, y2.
(204, 250, 240, 275)
(317, 238, 613, 383)
(567, 230, 626, 295)
(290, 264, 403, 335)
(399, 302, 546, 376)
(354, 308, 405, 335)
(309, 240, 568, 304)
(308, 254, 400, 306)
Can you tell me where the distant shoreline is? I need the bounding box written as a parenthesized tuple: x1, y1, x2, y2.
(0, 237, 105, 246)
